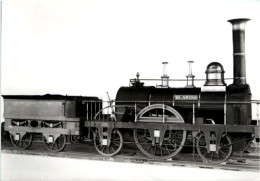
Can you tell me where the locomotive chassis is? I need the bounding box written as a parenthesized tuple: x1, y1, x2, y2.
(85, 120, 259, 151)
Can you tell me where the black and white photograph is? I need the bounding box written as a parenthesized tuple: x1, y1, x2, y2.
(1, 0, 260, 180)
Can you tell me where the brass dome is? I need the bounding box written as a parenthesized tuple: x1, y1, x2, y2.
(204, 62, 226, 86)
(205, 62, 225, 73)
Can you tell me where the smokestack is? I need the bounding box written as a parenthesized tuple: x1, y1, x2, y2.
(228, 18, 250, 85)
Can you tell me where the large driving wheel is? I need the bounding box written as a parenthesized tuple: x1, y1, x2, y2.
(134, 129, 186, 159)
(94, 129, 123, 157)
(10, 133, 33, 150)
(197, 133, 232, 163)
(134, 104, 187, 159)
(43, 134, 66, 152)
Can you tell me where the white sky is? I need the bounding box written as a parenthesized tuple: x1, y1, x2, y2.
(1, 0, 260, 111)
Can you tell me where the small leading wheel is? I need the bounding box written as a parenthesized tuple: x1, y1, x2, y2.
(94, 129, 123, 157)
(196, 133, 232, 163)
(134, 129, 187, 160)
(43, 134, 66, 152)
(10, 133, 33, 149)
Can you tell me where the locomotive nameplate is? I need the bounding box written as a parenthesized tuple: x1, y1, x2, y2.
(175, 95, 198, 100)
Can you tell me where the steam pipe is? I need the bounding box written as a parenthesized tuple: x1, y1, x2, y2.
(161, 62, 169, 87)
(228, 18, 250, 85)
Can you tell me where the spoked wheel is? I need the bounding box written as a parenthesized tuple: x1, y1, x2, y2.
(134, 129, 187, 160)
(196, 133, 232, 163)
(43, 134, 66, 152)
(10, 133, 33, 149)
(94, 129, 123, 157)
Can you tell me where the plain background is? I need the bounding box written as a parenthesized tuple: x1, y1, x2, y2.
(1, 0, 260, 97)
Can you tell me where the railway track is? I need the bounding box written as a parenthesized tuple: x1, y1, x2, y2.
(2, 139, 259, 172)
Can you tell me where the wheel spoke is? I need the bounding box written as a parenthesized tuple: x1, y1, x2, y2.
(140, 139, 150, 145)
(166, 140, 176, 150)
(111, 146, 116, 152)
(138, 136, 148, 140)
(51, 143, 55, 150)
(164, 144, 171, 154)
(219, 149, 227, 158)
(146, 144, 152, 152)
(202, 151, 208, 157)
(101, 146, 106, 152)
(113, 143, 120, 147)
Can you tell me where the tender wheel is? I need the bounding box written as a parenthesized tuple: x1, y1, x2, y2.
(197, 133, 232, 163)
(43, 134, 66, 152)
(134, 129, 187, 160)
(10, 133, 33, 149)
(94, 129, 123, 157)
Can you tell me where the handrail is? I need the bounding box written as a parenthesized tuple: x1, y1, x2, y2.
(83, 100, 260, 104)
(130, 78, 234, 82)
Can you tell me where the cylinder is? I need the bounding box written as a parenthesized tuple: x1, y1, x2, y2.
(228, 18, 250, 85)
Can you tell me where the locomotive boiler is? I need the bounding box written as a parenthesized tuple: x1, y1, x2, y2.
(3, 18, 259, 163)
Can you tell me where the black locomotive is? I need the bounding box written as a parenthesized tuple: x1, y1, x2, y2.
(3, 18, 259, 163)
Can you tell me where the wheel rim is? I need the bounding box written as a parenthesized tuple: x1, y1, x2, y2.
(10, 133, 33, 149)
(134, 129, 186, 160)
(94, 129, 123, 157)
(197, 133, 232, 163)
(43, 134, 66, 152)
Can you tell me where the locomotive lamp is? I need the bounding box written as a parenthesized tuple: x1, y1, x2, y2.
(161, 62, 169, 87)
(186, 61, 195, 88)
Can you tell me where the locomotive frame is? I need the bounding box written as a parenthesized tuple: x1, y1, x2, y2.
(3, 97, 259, 163)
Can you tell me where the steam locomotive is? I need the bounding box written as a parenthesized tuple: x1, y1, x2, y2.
(3, 18, 259, 163)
